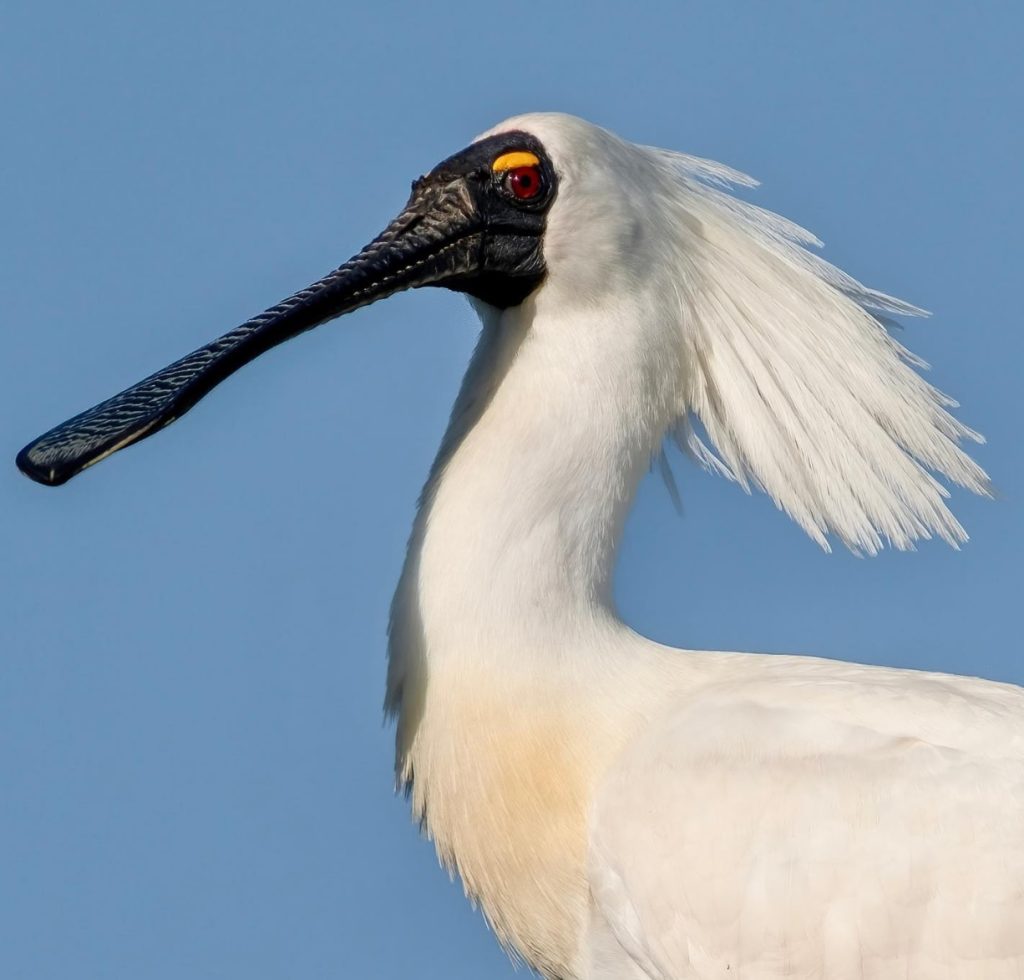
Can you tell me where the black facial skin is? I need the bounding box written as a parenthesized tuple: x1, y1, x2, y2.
(15, 130, 559, 487)
(423, 131, 555, 308)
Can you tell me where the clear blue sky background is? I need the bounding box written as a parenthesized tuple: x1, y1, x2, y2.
(2, 3, 1021, 977)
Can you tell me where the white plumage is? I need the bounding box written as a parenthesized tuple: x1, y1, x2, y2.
(383, 114, 1018, 979)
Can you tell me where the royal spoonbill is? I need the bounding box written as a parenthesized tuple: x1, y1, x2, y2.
(18, 113, 1019, 980)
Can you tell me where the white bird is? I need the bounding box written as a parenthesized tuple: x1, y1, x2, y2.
(18, 113, 1021, 980)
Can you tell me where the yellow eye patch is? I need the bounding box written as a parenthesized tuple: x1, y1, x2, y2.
(491, 151, 541, 173)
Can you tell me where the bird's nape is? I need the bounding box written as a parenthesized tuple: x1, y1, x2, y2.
(480, 111, 991, 553)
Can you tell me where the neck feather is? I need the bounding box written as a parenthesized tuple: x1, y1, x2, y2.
(390, 288, 681, 681)
(383, 291, 684, 977)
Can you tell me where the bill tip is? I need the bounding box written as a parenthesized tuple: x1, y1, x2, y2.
(15, 446, 70, 487)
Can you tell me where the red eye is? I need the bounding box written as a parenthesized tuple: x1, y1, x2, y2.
(506, 165, 543, 200)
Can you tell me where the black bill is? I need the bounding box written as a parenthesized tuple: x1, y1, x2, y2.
(16, 130, 555, 487)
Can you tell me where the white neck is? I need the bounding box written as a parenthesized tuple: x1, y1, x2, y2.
(390, 283, 683, 668)
(384, 288, 687, 978)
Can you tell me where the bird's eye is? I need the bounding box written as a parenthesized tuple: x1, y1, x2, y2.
(505, 165, 543, 201)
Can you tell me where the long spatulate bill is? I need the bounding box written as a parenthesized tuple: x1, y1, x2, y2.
(16, 177, 483, 486)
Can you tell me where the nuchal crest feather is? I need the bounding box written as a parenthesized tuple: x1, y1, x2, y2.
(19, 114, 1017, 980)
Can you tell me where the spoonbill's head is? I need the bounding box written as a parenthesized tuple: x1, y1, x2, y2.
(16, 119, 568, 487)
(17, 113, 990, 554)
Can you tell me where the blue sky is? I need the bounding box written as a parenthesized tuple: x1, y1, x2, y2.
(2, 2, 1021, 977)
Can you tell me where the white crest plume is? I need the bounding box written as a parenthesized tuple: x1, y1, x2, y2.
(510, 113, 992, 555)
(646, 145, 993, 554)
